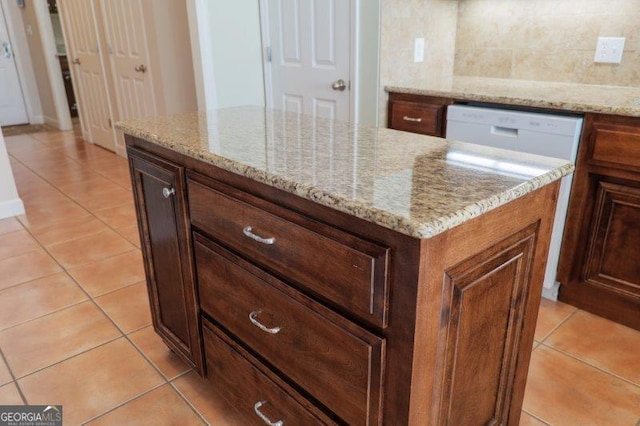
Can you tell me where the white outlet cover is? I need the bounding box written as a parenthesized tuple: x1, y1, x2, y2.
(594, 37, 626, 64)
(414, 38, 425, 63)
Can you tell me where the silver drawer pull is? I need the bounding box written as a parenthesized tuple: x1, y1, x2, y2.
(403, 116, 422, 122)
(249, 311, 281, 334)
(162, 187, 175, 198)
(254, 401, 283, 426)
(243, 226, 276, 245)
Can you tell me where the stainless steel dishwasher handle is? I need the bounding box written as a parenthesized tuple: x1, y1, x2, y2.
(403, 116, 422, 122)
(243, 226, 276, 245)
(254, 401, 283, 426)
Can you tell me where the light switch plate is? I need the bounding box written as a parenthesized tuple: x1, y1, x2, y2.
(594, 37, 625, 64)
(414, 38, 425, 63)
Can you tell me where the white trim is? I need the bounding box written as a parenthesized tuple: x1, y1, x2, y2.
(0, 198, 25, 220)
(0, 0, 44, 125)
(33, 0, 72, 131)
(187, 0, 217, 111)
(541, 282, 560, 301)
(349, 0, 358, 123)
(258, 0, 272, 110)
(43, 114, 59, 128)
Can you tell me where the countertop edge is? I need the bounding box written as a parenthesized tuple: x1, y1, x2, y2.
(117, 124, 574, 240)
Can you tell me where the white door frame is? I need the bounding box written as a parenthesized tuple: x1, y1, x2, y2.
(0, 0, 43, 125)
(32, 0, 72, 131)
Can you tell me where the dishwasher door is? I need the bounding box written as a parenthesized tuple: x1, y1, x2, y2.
(446, 105, 583, 160)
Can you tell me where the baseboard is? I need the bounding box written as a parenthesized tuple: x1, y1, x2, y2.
(0, 198, 25, 220)
(29, 115, 45, 125)
(541, 282, 560, 301)
(43, 115, 60, 129)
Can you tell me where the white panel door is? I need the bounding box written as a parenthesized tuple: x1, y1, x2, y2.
(264, 0, 351, 121)
(100, 0, 155, 121)
(58, 0, 116, 152)
(0, 3, 28, 126)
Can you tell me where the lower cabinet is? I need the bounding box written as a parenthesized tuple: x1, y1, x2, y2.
(558, 114, 640, 330)
(387, 93, 451, 137)
(128, 147, 204, 374)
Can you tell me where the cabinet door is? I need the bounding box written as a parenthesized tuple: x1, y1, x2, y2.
(128, 147, 203, 374)
(584, 181, 640, 297)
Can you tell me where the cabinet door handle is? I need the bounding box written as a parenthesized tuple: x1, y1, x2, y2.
(249, 311, 281, 334)
(162, 187, 175, 198)
(243, 226, 276, 245)
(254, 401, 283, 426)
(403, 116, 422, 122)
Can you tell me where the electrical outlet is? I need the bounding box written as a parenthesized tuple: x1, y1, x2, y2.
(414, 38, 425, 63)
(594, 37, 625, 64)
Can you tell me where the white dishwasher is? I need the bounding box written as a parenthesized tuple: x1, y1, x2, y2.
(446, 104, 583, 300)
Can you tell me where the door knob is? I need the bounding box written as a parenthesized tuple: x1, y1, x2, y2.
(2, 42, 12, 59)
(331, 79, 346, 91)
(134, 64, 147, 73)
(72, 58, 81, 65)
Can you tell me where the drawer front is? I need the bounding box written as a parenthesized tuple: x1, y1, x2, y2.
(202, 320, 330, 425)
(187, 176, 390, 326)
(389, 100, 444, 136)
(195, 237, 384, 426)
(591, 122, 640, 172)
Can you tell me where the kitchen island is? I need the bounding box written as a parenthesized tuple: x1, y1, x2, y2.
(117, 107, 573, 425)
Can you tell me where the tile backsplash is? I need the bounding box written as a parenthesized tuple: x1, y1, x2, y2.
(454, 0, 639, 87)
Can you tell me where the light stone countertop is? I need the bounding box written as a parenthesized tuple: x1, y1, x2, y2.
(387, 76, 640, 117)
(116, 107, 573, 239)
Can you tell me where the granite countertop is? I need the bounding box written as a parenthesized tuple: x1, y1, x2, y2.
(116, 107, 573, 239)
(387, 76, 640, 117)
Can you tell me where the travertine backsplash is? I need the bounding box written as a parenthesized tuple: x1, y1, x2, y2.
(454, 0, 640, 87)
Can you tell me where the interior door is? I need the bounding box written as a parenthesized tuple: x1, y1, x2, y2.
(0, 3, 28, 126)
(58, 0, 116, 152)
(263, 0, 351, 121)
(100, 0, 156, 122)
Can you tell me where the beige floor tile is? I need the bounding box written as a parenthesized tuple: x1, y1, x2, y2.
(546, 310, 640, 386)
(68, 250, 144, 297)
(18, 338, 164, 425)
(116, 224, 141, 248)
(77, 186, 135, 213)
(95, 282, 152, 333)
(17, 201, 88, 229)
(0, 356, 12, 386)
(533, 298, 577, 341)
(0, 218, 23, 235)
(523, 346, 640, 425)
(129, 326, 190, 380)
(29, 214, 109, 247)
(47, 230, 134, 269)
(519, 411, 548, 425)
(86, 384, 204, 426)
(94, 203, 137, 229)
(0, 383, 24, 405)
(0, 301, 121, 378)
(173, 372, 245, 425)
(0, 272, 87, 330)
(56, 176, 123, 201)
(0, 250, 62, 291)
(0, 230, 41, 260)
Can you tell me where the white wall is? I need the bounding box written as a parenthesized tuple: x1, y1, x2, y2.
(0, 130, 25, 219)
(209, 0, 265, 108)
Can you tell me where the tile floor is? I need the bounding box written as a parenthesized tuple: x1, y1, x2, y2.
(0, 128, 639, 425)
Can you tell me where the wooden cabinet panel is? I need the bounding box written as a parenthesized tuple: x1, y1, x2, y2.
(188, 174, 390, 327)
(202, 321, 332, 425)
(434, 224, 537, 425)
(195, 235, 384, 425)
(584, 181, 640, 296)
(591, 122, 640, 172)
(128, 147, 203, 374)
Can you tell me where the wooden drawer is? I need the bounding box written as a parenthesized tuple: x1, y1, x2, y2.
(202, 320, 333, 425)
(591, 121, 640, 173)
(187, 174, 390, 326)
(389, 100, 445, 136)
(195, 236, 385, 426)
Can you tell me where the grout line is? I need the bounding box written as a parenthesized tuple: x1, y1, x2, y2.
(522, 409, 551, 425)
(0, 347, 28, 405)
(540, 343, 640, 390)
(169, 379, 211, 426)
(537, 307, 579, 343)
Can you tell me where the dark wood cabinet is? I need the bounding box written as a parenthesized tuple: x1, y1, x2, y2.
(558, 114, 640, 331)
(125, 134, 559, 425)
(128, 147, 204, 374)
(388, 93, 451, 137)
